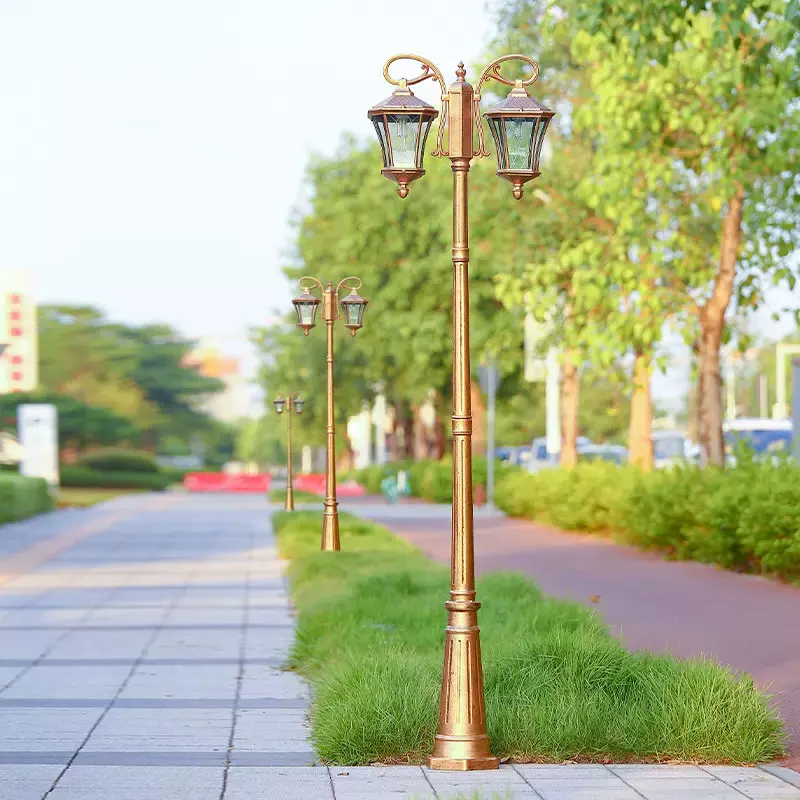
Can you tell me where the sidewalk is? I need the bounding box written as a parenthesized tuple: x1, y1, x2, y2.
(0, 494, 798, 798)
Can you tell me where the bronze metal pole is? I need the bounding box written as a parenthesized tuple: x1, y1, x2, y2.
(321, 283, 340, 551)
(427, 64, 498, 772)
(285, 400, 295, 512)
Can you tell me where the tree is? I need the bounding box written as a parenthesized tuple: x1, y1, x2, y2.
(568, 0, 800, 465)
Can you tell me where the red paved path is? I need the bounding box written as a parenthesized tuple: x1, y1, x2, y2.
(347, 500, 800, 767)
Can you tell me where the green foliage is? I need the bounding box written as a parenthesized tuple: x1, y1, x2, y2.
(59, 466, 172, 491)
(76, 449, 159, 474)
(496, 459, 800, 580)
(274, 511, 783, 765)
(0, 475, 53, 524)
(0, 391, 138, 451)
(37, 305, 229, 455)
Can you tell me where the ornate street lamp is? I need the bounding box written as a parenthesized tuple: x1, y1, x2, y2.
(368, 54, 554, 771)
(0, 344, 8, 358)
(292, 277, 368, 551)
(274, 394, 304, 512)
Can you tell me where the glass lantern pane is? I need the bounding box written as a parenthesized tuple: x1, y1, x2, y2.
(296, 302, 316, 326)
(386, 114, 419, 168)
(506, 118, 536, 170)
(294, 399, 305, 413)
(416, 118, 434, 169)
(372, 119, 390, 168)
(532, 117, 550, 171)
(343, 302, 362, 326)
(486, 118, 508, 170)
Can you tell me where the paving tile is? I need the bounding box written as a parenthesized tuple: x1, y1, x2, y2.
(703, 765, 800, 797)
(762, 766, 800, 790)
(47, 764, 224, 799)
(1, 664, 132, 699)
(225, 766, 334, 800)
(120, 662, 239, 700)
(0, 763, 64, 800)
(0, 707, 102, 750)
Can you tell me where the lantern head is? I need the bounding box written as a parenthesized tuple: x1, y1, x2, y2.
(273, 397, 286, 414)
(292, 287, 321, 335)
(368, 80, 438, 198)
(483, 81, 555, 200)
(340, 288, 368, 336)
(293, 397, 305, 414)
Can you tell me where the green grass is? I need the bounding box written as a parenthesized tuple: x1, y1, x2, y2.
(55, 487, 142, 508)
(274, 510, 785, 766)
(269, 488, 322, 504)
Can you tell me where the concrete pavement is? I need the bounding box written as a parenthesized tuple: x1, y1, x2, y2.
(0, 493, 798, 798)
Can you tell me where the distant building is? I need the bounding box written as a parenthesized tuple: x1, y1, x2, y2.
(0, 270, 38, 394)
(183, 340, 253, 423)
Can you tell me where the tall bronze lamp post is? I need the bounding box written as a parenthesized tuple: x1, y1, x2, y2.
(292, 277, 368, 551)
(368, 55, 554, 770)
(273, 394, 304, 511)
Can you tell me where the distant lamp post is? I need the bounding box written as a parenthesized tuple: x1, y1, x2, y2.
(273, 394, 304, 512)
(368, 54, 553, 771)
(292, 277, 368, 550)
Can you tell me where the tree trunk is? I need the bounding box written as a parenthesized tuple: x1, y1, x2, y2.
(629, 352, 654, 471)
(471, 382, 486, 457)
(433, 411, 447, 460)
(698, 185, 744, 467)
(561, 353, 579, 469)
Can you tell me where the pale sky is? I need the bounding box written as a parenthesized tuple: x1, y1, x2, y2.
(0, 0, 794, 416)
(0, 0, 493, 353)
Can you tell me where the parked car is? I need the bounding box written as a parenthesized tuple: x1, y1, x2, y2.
(495, 446, 532, 467)
(526, 435, 593, 472)
(723, 418, 792, 465)
(578, 444, 628, 464)
(652, 430, 697, 469)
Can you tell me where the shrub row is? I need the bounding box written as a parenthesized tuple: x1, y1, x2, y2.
(76, 448, 160, 474)
(495, 459, 800, 582)
(0, 474, 53, 524)
(59, 466, 172, 491)
(355, 457, 490, 503)
(273, 510, 783, 765)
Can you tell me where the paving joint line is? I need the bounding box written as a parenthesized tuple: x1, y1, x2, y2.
(509, 764, 544, 799)
(605, 765, 651, 800)
(326, 765, 337, 799)
(420, 765, 441, 799)
(41, 567, 191, 798)
(697, 765, 765, 797)
(219, 511, 254, 799)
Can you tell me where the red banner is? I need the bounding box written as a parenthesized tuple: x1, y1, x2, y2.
(183, 473, 271, 493)
(294, 474, 366, 497)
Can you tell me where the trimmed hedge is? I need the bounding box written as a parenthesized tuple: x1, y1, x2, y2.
(0, 474, 53, 524)
(355, 457, 490, 503)
(76, 449, 159, 474)
(59, 466, 172, 491)
(495, 459, 800, 582)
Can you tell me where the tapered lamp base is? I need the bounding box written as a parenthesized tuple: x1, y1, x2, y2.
(426, 754, 500, 771)
(321, 505, 340, 551)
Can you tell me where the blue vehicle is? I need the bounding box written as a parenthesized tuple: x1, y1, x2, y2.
(723, 418, 792, 463)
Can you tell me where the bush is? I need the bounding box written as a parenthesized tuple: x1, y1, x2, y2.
(0, 474, 53, 524)
(76, 448, 159, 474)
(273, 511, 784, 765)
(495, 457, 800, 582)
(59, 466, 171, 491)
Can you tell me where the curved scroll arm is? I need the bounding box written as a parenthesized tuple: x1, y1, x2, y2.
(297, 276, 324, 295)
(383, 53, 449, 157)
(473, 54, 541, 157)
(335, 276, 363, 295)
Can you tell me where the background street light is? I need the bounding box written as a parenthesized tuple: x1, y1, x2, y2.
(273, 394, 304, 512)
(292, 277, 368, 551)
(369, 54, 553, 771)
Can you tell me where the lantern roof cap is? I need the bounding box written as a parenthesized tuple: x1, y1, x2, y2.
(368, 87, 438, 118)
(484, 87, 554, 117)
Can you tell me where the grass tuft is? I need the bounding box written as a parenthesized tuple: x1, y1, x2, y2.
(273, 510, 785, 766)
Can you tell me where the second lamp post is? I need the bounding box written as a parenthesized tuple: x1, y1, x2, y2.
(273, 394, 304, 512)
(292, 277, 368, 551)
